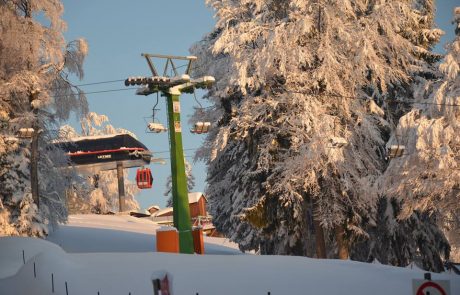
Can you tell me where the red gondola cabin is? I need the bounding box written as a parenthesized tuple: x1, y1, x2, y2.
(136, 168, 153, 189)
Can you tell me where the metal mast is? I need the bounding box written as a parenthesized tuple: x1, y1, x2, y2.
(125, 54, 214, 253)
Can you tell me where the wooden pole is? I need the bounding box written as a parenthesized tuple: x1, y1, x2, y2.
(116, 163, 125, 212)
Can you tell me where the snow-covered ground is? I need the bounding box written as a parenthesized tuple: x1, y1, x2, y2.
(46, 214, 240, 254)
(0, 214, 459, 295)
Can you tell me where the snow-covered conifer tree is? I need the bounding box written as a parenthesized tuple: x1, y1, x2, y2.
(164, 160, 196, 207)
(191, 0, 443, 258)
(0, 0, 88, 237)
(352, 197, 450, 272)
(380, 6, 460, 264)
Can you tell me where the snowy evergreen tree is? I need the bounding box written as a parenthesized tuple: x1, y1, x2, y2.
(380, 6, 460, 263)
(59, 112, 141, 213)
(0, 0, 88, 237)
(191, 0, 444, 258)
(164, 160, 196, 207)
(351, 197, 450, 272)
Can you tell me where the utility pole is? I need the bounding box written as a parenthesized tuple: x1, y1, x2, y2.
(116, 163, 125, 212)
(125, 54, 214, 253)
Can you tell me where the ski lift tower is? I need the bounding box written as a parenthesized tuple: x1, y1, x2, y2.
(125, 54, 214, 254)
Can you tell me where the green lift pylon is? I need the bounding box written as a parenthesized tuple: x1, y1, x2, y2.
(125, 54, 214, 253)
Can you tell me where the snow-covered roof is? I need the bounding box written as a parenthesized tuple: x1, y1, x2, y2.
(56, 133, 149, 154)
(53, 133, 151, 174)
(152, 193, 206, 217)
(147, 205, 160, 211)
(188, 192, 206, 203)
(66, 133, 131, 142)
(154, 207, 173, 217)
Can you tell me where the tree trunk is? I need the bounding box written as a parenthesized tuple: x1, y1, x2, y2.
(30, 127, 39, 208)
(335, 224, 349, 259)
(313, 218, 327, 258)
(93, 174, 99, 188)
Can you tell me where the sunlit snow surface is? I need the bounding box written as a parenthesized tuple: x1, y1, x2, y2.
(0, 215, 459, 295)
(47, 214, 240, 254)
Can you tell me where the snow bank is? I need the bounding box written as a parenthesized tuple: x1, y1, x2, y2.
(0, 237, 65, 279)
(2, 215, 458, 295)
(0, 236, 459, 295)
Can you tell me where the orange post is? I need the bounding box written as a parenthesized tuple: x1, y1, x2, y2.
(156, 228, 179, 253)
(192, 227, 205, 254)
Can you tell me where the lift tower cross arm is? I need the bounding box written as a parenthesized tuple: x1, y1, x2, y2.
(125, 54, 214, 254)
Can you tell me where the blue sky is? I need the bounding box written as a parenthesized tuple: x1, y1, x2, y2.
(62, 0, 215, 210)
(61, 1, 458, 210)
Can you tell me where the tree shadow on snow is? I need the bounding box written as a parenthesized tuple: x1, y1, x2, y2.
(47, 226, 156, 253)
